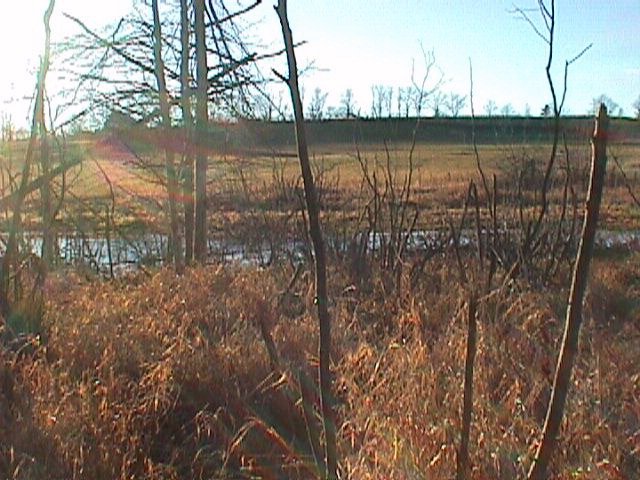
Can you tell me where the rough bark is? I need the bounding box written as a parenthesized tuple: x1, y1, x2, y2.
(527, 104, 609, 480)
(152, 0, 183, 272)
(193, 0, 208, 262)
(275, 1, 337, 478)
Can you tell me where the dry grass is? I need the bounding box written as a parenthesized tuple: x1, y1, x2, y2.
(2, 132, 638, 236)
(1, 126, 639, 479)
(1, 254, 638, 479)
(209, 137, 640, 236)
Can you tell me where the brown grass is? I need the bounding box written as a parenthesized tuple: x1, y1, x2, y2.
(1, 254, 638, 479)
(2, 132, 638, 236)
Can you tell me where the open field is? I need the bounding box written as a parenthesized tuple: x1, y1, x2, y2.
(2, 117, 639, 239)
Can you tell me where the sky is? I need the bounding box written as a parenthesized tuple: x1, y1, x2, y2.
(1, 0, 638, 129)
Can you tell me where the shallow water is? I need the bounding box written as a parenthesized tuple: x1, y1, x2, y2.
(1, 228, 638, 276)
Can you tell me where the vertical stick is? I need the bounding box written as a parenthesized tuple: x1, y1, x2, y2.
(180, 0, 195, 265)
(275, 2, 337, 478)
(105, 205, 114, 279)
(528, 104, 609, 480)
(456, 293, 478, 480)
(193, 0, 208, 262)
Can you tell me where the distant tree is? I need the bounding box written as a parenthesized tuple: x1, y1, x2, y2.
(383, 86, 393, 118)
(340, 88, 356, 118)
(484, 100, 497, 116)
(370, 85, 381, 118)
(634, 95, 640, 119)
(396, 87, 405, 117)
(524, 103, 532, 117)
(592, 94, 621, 117)
(430, 91, 446, 117)
(500, 103, 515, 117)
(250, 90, 292, 121)
(541, 104, 551, 117)
(308, 87, 328, 120)
(397, 86, 414, 118)
(444, 92, 466, 117)
(325, 106, 339, 119)
(370, 85, 392, 118)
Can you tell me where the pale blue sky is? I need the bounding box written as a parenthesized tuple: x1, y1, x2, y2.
(1, 0, 638, 128)
(270, 0, 639, 116)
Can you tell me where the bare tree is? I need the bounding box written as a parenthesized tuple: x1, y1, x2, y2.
(430, 91, 445, 117)
(512, 0, 592, 261)
(251, 90, 289, 121)
(369, 85, 394, 118)
(275, 1, 337, 477)
(456, 293, 478, 480)
(592, 94, 621, 117)
(39, 37, 54, 265)
(444, 92, 466, 117)
(500, 103, 515, 117)
(541, 103, 551, 117)
(308, 87, 328, 120)
(340, 88, 356, 118)
(395, 86, 405, 117)
(382, 86, 393, 118)
(180, 0, 195, 264)
(62, 0, 265, 266)
(410, 47, 444, 117)
(152, 0, 183, 271)
(370, 84, 384, 119)
(528, 104, 609, 480)
(193, 0, 208, 262)
(633, 94, 640, 119)
(483, 99, 497, 116)
(1, 0, 56, 316)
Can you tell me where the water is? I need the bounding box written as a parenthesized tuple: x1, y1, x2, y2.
(2, 228, 638, 276)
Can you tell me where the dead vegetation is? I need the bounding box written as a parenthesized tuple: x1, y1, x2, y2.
(0, 254, 638, 479)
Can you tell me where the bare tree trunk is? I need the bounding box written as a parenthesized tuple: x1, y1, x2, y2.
(180, 0, 195, 265)
(39, 86, 53, 265)
(151, 0, 183, 272)
(193, 0, 208, 262)
(275, 2, 337, 478)
(1, 0, 55, 316)
(528, 104, 609, 480)
(456, 293, 478, 480)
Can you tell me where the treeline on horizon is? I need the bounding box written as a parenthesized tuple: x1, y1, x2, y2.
(106, 115, 639, 157)
(119, 116, 632, 155)
(232, 116, 639, 149)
